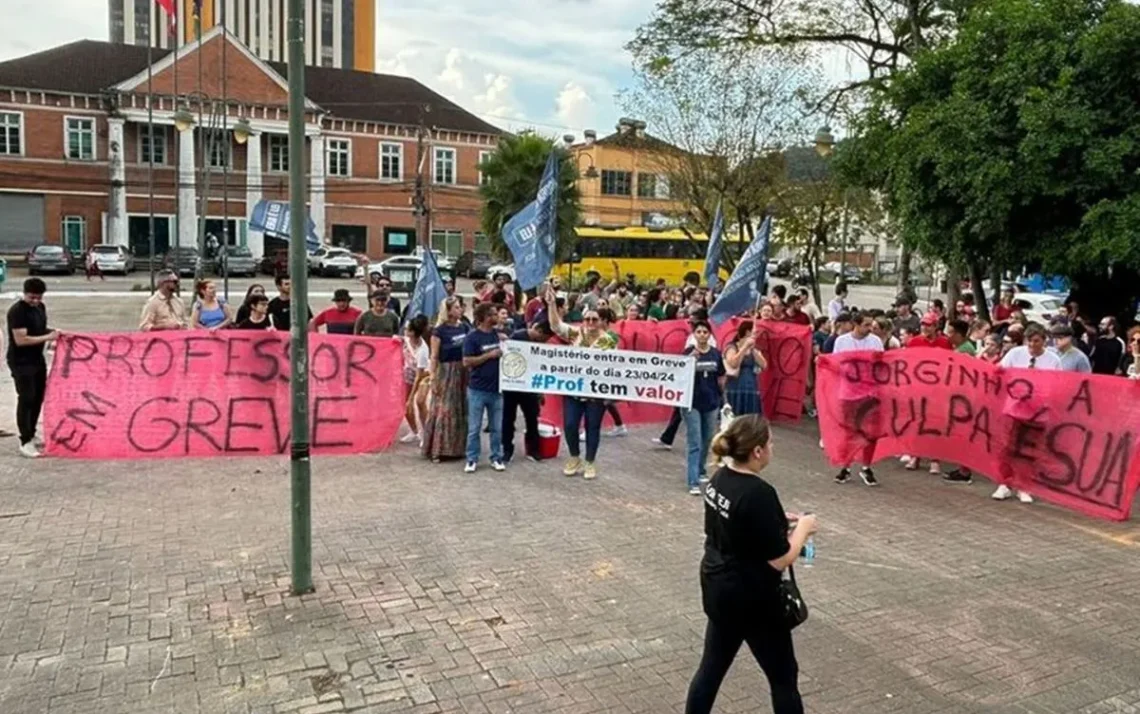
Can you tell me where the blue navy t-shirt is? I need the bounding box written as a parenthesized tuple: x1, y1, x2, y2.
(464, 328, 502, 393)
(687, 346, 725, 412)
(435, 323, 470, 363)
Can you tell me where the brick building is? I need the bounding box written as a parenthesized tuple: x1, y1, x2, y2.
(0, 26, 500, 260)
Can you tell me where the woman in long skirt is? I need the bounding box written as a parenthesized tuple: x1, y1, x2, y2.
(421, 297, 470, 462)
(723, 321, 767, 417)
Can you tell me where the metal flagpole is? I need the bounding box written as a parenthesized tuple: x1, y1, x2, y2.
(173, 3, 180, 251)
(221, 1, 230, 301)
(147, 26, 156, 292)
(194, 2, 206, 282)
(287, 0, 313, 595)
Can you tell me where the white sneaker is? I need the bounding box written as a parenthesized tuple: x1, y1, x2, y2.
(651, 438, 673, 450)
(688, 486, 701, 496)
(399, 432, 420, 444)
(929, 461, 942, 475)
(819, 439, 825, 449)
(1017, 490, 1034, 504)
(18, 442, 40, 459)
(991, 484, 1013, 501)
(463, 462, 477, 474)
(606, 425, 628, 437)
(491, 460, 506, 472)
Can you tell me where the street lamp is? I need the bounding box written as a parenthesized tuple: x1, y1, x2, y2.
(813, 124, 848, 279)
(814, 125, 836, 158)
(579, 156, 599, 179)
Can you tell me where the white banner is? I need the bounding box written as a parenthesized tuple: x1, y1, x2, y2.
(498, 340, 695, 407)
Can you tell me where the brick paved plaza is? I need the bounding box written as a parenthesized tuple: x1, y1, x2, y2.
(2, 296, 1140, 714)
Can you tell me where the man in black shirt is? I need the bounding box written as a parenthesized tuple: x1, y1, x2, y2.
(267, 274, 312, 331)
(501, 319, 553, 463)
(6, 278, 59, 458)
(1090, 316, 1126, 375)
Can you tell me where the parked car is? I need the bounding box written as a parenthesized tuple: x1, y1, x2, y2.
(773, 258, 795, 277)
(90, 243, 134, 274)
(259, 248, 289, 277)
(487, 263, 516, 282)
(165, 246, 202, 278)
(372, 255, 423, 292)
(428, 250, 455, 277)
(454, 251, 493, 279)
(1013, 293, 1065, 325)
(308, 246, 358, 278)
(840, 265, 863, 283)
(215, 245, 258, 277)
(26, 244, 76, 275)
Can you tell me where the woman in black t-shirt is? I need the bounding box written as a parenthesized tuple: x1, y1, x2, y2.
(685, 414, 818, 714)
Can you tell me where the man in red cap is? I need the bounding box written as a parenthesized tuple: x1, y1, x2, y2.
(900, 311, 952, 474)
(906, 312, 953, 350)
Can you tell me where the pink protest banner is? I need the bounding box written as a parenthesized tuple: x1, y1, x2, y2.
(816, 349, 1140, 521)
(44, 332, 405, 459)
(537, 318, 812, 426)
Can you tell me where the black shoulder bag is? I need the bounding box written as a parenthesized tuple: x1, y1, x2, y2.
(778, 565, 809, 630)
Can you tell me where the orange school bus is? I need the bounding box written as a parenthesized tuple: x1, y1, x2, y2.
(550, 226, 738, 286)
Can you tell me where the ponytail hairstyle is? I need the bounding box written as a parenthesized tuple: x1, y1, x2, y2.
(710, 414, 772, 465)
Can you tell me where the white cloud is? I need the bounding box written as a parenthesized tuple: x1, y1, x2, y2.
(555, 82, 596, 134)
(375, 0, 648, 133)
(0, 0, 106, 61)
(0, 0, 658, 136)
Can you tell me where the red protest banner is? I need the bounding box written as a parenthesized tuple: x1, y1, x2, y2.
(44, 332, 405, 459)
(816, 349, 1140, 521)
(537, 318, 811, 425)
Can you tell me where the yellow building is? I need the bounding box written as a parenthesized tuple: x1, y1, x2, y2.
(568, 119, 688, 227)
(110, 0, 375, 71)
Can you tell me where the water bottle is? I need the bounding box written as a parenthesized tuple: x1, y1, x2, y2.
(800, 510, 815, 567)
(802, 537, 815, 567)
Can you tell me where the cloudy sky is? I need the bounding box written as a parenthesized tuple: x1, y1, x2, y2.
(0, 0, 661, 139)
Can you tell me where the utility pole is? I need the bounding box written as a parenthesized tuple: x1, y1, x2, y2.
(287, 0, 313, 595)
(412, 105, 431, 253)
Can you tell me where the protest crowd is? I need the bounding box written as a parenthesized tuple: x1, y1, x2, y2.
(8, 253, 1140, 714)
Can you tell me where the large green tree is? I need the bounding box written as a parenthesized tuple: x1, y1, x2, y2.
(841, 0, 1140, 320)
(478, 133, 582, 264)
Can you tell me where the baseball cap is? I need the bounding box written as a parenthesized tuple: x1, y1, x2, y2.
(333, 288, 352, 302)
(920, 312, 939, 327)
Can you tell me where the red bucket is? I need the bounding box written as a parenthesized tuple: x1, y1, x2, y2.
(536, 419, 562, 461)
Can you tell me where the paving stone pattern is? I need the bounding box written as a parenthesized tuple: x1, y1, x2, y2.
(1, 297, 1140, 713)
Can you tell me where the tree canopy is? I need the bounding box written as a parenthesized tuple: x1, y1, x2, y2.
(841, 0, 1140, 283)
(478, 133, 583, 264)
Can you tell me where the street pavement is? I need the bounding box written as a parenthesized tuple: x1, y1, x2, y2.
(0, 269, 935, 315)
(1, 297, 1138, 714)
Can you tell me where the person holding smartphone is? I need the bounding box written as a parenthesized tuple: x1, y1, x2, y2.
(686, 414, 817, 714)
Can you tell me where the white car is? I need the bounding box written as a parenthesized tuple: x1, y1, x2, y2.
(91, 243, 134, 274)
(1013, 293, 1065, 325)
(354, 255, 425, 292)
(309, 246, 358, 278)
(487, 263, 516, 281)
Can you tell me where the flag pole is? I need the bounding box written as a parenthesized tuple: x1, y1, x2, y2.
(147, 35, 156, 292)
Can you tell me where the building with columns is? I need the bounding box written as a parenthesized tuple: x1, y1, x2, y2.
(110, 0, 377, 71)
(0, 27, 499, 260)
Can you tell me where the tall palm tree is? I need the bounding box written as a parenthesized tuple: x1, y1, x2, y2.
(479, 133, 583, 264)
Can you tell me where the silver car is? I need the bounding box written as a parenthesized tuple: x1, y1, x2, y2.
(215, 246, 258, 277)
(91, 244, 135, 274)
